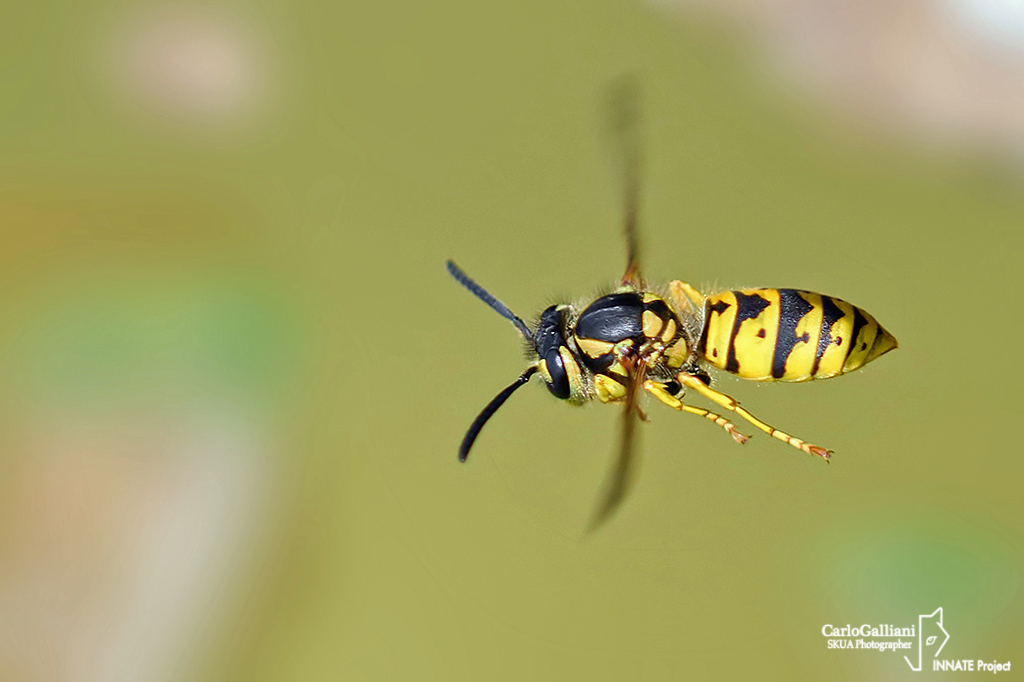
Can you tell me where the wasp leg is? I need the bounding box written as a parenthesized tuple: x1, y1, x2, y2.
(668, 281, 705, 314)
(675, 373, 832, 461)
(643, 380, 748, 445)
(594, 374, 628, 403)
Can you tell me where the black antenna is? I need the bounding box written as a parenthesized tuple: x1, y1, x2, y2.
(447, 260, 534, 343)
(459, 367, 537, 462)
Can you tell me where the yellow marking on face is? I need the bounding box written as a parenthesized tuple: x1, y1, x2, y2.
(642, 310, 662, 339)
(642, 292, 659, 304)
(577, 337, 614, 358)
(594, 374, 627, 402)
(723, 288, 782, 380)
(537, 358, 553, 385)
(559, 346, 585, 399)
(661, 318, 677, 344)
(779, 291, 823, 381)
(813, 298, 855, 379)
(702, 291, 737, 372)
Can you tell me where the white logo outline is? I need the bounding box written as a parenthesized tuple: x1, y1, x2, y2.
(904, 607, 950, 671)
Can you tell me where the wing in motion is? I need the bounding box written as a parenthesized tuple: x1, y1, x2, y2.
(588, 357, 648, 532)
(587, 78, 651, 531)
(607, 77, 644, 290)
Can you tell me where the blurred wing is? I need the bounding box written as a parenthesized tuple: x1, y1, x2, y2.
(607, 77, 644, 290)
(587, 357, 648, 532)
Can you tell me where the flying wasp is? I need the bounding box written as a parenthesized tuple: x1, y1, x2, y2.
(447, 82, 897, 529)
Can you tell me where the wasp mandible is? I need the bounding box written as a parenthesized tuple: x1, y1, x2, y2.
(447, 82, 897, 528)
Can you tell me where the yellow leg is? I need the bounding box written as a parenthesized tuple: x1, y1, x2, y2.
(594, 373, 627, 403)
(669, 281, 705, 315)
(643, 380, 748, 445)
(676, 373, 832, 461)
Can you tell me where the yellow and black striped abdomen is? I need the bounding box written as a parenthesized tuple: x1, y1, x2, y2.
(698, 288, 897, 382)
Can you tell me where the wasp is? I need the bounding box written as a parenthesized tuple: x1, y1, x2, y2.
(447, 83, 897, 528)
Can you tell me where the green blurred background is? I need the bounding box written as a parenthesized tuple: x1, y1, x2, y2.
(0, 1, 1021, 680)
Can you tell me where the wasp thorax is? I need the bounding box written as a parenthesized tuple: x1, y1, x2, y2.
(572, 291, 691, 374)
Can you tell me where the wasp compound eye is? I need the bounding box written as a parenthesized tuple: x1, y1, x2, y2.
(540, 348, 571, 398)
(534, 305, 573, 400)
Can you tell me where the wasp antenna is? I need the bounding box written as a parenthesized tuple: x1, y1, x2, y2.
(446, 260, 534, 343)
(459, 367, 537, 462)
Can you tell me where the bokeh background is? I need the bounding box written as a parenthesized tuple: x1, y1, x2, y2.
(0, 0, 1021, 680)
